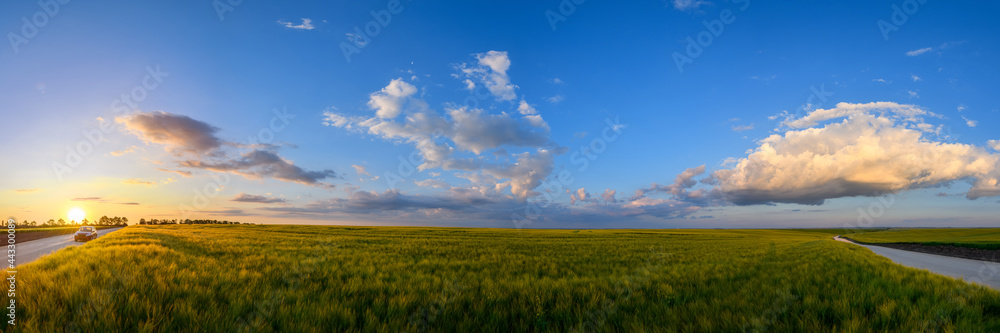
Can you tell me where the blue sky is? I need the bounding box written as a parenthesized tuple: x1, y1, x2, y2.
(2, 0, 998, 228)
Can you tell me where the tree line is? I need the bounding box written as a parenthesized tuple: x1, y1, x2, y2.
(13, 215, 129, 227)
(139, 218, 249, 225)
(12, 217, 253, 228)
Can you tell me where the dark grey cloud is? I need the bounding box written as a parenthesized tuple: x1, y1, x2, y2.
(181, 150, 336, 186)
(119, 111, 337, 187)
(232, 193, 287, 204)
(118, 111, 225, 155)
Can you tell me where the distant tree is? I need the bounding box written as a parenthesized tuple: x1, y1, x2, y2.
(30, 221, 37, 227)
(81, 218, 89, 225)
(121, 217, 128, 226)
(58, 218, 66, 226)
(139, 218, 146, 225)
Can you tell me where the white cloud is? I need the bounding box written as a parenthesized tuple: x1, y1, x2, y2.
(781, 101, 934, 129)
(906, 47, 933, 56)
(906, 42, 966, 57)
(518, 100, 538, 115)
(672, 0, 710, 11)
(550, 78, 564, 85)
(872, 78, 891, 84)
(571, 188, 587, 205)
(346, 32, 368, 47)
(957, 105, 967, 112)
(459, 51, 517, 101)
(962, 116, 978, 128)
(278, 18, 315, 30)
(546, 95, 565, 104)
(351, 165, 370, 176)
(989, 140, 1000, 151)
(368, 78, 417, 119)
(911, 74, 922, 82)
(415, 179, 450, 188)
(712, 102, 1000, 204)
(324, 66, 560, 201)
(908, 90, 920, 98)
(731, 123, 754, 132)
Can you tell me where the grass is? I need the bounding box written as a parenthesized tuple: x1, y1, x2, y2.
(6, 225, 1000, 332)
(848, 228, 1000, 250)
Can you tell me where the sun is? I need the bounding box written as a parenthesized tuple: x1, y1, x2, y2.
(68, 208, 86, 223)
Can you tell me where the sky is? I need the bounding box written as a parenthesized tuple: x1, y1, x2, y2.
(2, 0, 998, 228)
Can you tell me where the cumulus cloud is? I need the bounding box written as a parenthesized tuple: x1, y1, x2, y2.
(990, 140, 1000, 151)
(459, 51, 517, 101)
(324, 57, 558, 201)
(712, 102, 1000, 205)
(518, 100, 538, 115)
(352, 165, 370, 177)
(232, 193, 287, 203)
(119, 111, 336, 187)
(368, 78, 417, 119)
(632, 165, 708, 202)
(601, 189, 617, 202)
(277, 18, 315, 30)
(571, 188, 588, 205)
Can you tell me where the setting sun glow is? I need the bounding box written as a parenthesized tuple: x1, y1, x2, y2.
(67, 208, 86, 223)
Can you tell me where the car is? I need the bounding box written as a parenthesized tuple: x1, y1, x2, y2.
(74, 226, 98, 242)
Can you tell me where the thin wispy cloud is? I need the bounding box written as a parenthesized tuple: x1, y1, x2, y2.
(122, 179, 156, 186)
(277, 18, 315, 30)
(671, 0, 710, 11)
(906, 47, 933, 56)
(232, 193, 287, 204)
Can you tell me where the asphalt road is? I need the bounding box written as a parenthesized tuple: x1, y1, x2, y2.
(17, 227, 124, 265)
(835, 236, 1000, 290)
